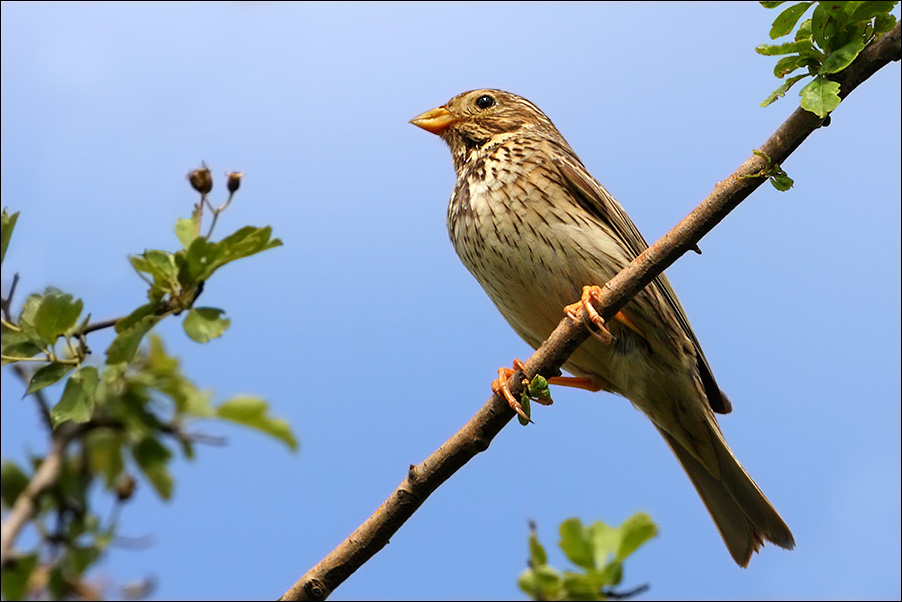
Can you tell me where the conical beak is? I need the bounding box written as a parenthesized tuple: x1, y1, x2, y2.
(410, 107, 458, 135)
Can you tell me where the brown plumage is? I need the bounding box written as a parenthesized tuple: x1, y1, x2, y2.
(411, 89, 794, 567)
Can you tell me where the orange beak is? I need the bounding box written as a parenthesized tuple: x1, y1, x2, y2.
(410, 106, 458, 135)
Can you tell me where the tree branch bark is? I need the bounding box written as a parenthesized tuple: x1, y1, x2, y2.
(0, 424, 80, 568)
(279, 22, 900, 601)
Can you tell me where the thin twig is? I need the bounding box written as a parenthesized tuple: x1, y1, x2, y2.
(0, 272, 20, 319)
(279, 23, 900, 601)
(79, 316, 123, 336)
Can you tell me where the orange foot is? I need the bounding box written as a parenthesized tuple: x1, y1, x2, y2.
(492, 360, 611, 422)
(492, 359, 551, 423)
(564, 285, 647, 342)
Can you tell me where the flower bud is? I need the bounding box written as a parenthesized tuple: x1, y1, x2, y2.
(116, 474, 137, 501)
(188, 166, 213, 195)
(226, 171, 243, 194)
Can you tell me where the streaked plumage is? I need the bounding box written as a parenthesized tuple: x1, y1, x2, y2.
(411, 89, 794, 566)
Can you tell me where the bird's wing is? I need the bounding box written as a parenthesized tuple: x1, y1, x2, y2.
(551, 151, 732, 414)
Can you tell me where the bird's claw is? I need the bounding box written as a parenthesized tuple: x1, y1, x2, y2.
(492, 359, 553, 423)
(564, 285, 614, 344)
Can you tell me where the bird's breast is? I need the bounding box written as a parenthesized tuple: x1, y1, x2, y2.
(447, 149, 628, 350)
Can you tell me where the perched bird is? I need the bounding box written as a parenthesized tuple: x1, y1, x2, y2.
(410, 89, 794, 567)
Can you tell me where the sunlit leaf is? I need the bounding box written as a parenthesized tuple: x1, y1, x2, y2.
(0, 209, 18, 266)
(769, 1, 815, 38)
(33, 292, 83, 344)
(50, 366, 99, 427)
(26, 361, 75, 395)
(559, 518, 594, 570)
(183, 307, 230, 343)
(217, 396, 298, 451)
(800, 75, 841, 116)
(132, 437, 174, 500)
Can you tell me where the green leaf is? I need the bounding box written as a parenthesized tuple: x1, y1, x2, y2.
(132, 436, 174, 500)
(26, 361, 75, 395)
(0, 552, 38, 601)
(874, 12, 897, 33)
(588, 521, 619, 568)
(529, 529, 548, 567)
(86, 430, 125, 489)
(517, 395, 531, 426)
(50, 366, 99, 427)
(561, 571, 604, 601)
(1, 461, 30, 508)
(771, 172, 795, 191)
(527, 374, 551, 400)
(593, 560, 624, 587)
(33, 292, 83, 344)
(115, 302, 159, 333)
(145, 249, 178, 280)
(0, 209, 19, 266)
(615, 512, 658, 561)
(176, 216, 199, 248)
(183, 307, 231, 343)
(811, 3, 837, 50)
(518, 565, 562, 600)
(0, 325, 44, 365)
(795, 17, 813, 40)
(181, 226, 282, 285)
(819, 38, 866, 73)
(755, 38, 814, 55)
(773, 53, 817, 78)
(760, 1, 787, 8)
(800, 76, 841, 117)
(848, 1, 897, 23)
(106, 313, 162, 365)
(217, 225, 283, 263)
(217, 396, 298, 451)
(769, 1, 814, 38)
(559, 518, 595, 570)
(760, 73, 811, 107)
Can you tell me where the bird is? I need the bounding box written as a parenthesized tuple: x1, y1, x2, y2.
(410, 89, 794, 567)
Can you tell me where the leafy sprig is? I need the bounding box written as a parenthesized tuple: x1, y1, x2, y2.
(758, 1, 898, 116)
(519, 514, 657, 601)
(1, 167, 293, 600)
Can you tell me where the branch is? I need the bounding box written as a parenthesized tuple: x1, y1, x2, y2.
(0, 423, 81, 568)
(279, 23, 900, 601)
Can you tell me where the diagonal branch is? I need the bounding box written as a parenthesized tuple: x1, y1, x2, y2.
(281, 24, 900, 601)
(0, 423, 82, 568)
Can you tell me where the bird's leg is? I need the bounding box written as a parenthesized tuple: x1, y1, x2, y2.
(546, 375, 608, 392)
(564, 285, 647, 343)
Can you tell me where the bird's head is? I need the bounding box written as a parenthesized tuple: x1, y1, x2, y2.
(411, 89, 562, 170)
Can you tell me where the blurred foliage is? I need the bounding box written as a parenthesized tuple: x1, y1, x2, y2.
(519, 514, 657, 601)
(0, 168, 294, 600)
(757, 1, 898, 116)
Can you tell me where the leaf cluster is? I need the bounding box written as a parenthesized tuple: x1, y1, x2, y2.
(758, 1, 898, 116)
(0, 170, 293, 599)
(518, 514, 657, 601)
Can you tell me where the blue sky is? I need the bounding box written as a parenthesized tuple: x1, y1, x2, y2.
(1, 2, 900, 600)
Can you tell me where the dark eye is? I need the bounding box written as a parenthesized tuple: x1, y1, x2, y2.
(475, 94, 495, 109)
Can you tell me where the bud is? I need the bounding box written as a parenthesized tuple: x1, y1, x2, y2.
(188, 166, 213, 195)
(226, 171, 243, 194)
(116, 474, 137, 502)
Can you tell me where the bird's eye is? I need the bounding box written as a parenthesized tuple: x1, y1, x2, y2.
(475, 94, 495, 109)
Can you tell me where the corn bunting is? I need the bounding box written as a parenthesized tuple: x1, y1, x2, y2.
(411, 89, 794, 567)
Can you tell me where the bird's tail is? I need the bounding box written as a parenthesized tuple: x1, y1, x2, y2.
(656, 425, 795, 567)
